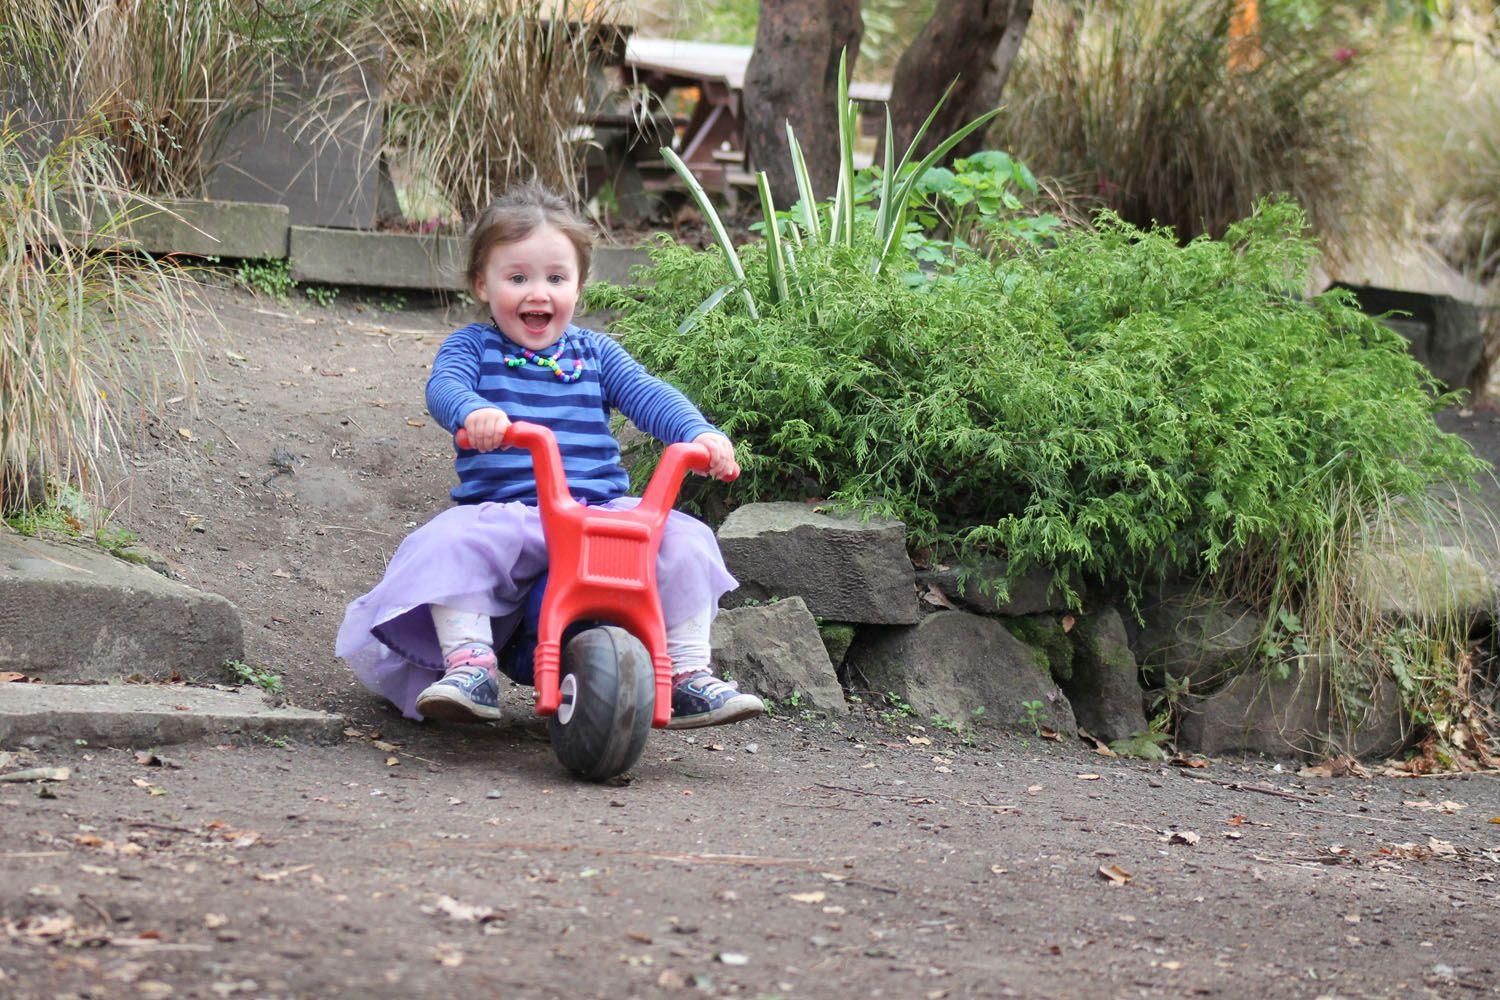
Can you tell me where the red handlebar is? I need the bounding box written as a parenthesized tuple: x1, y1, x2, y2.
(455, 424, 738, 485)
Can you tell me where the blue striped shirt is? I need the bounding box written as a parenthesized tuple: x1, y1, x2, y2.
(426, 323, 719, 504)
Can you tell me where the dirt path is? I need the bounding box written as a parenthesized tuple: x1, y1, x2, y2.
(3, 286, 1499, 998)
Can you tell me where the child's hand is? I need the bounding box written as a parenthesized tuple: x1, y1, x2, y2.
(692, 431, 739, 481)
(463, 407, 511, 452)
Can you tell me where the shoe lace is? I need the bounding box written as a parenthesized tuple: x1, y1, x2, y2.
(686, 673, 739, 698)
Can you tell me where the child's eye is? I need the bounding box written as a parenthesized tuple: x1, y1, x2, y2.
(508, 274, 526, 284)
(547, 274, 566, 284)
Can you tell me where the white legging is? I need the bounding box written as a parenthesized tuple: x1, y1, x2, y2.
(431, 603, 711, 677)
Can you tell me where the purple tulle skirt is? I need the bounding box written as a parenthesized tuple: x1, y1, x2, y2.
(335, 498, 737, 719)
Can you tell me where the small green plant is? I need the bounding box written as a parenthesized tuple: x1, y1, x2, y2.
(224, 660, 284, 696)
(1261, 606, 1311, 678)
(1018, 699, 1046, 736)
(258, 734, 290, 749)
(6, 483, 142, 558)
(1109, 729, 1172, 761)
(304, 284, 340, 308)
(930, 712, 962, 734)
(878, 691, 916, 726)
(235, 257, 294, 302)
(366, 292, 407, 313)
(787, 690, 805, 710)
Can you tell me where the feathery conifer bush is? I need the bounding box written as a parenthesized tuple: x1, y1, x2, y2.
(597, 199, 1480, 596)
(592, 198, 1492, 741)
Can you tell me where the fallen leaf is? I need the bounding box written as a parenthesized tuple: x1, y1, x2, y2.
(270, 569, 292, 579)
(1076, 773, 1101, 781)
(0, 767, 70, 783)
(1169, 756, 1209, 769)
(1299, 755, 1369, 779)
(818, 872, 848, 882)
(177, 428, 194, 442)
(371, 740, 401, 752)
(1026, 784, 1044, 795)
(0, 672, 26, 683)
(627, 931, 653, 944)
(1490, 817, 1500, 825)
(1428, 837, 1458, 857)
(421, 895, 499, 924)
(255, 864, 313, 883)
(78, 864, 117, 876)
(1163, 830, 1200, 846)
(1344, 913, 1361, 924)
(1060, 614, 1076, 632)
(921, 581, 959, 610)
(385, 757, 399, 767)
(1037, 727, 1064, 742)
(1225, 814, 1247, 826)
(787, 891, 826, 904)
(990, 865, 1008, 875)
(204, 913, 229, 929)
(906, 736, 932, 746)
(1404, 800, 1466, 814)
(716, 952, 749, 966)
(405, 418, 426, 428)
(433, 944, 464, 967)
(1097, 864, 1133, 886)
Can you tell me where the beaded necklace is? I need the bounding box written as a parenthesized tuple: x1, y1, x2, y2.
(500, 328, 584, 383)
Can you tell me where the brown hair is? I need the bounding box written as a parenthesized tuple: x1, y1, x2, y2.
(465, 180, 595, 293)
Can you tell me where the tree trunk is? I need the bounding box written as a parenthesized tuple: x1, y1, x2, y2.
(887, 0, 1032, 164)
(744, 0, 863, 207)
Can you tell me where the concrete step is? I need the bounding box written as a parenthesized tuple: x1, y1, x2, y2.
(0, 683, 344, 749)
(0, 533, 242, 684)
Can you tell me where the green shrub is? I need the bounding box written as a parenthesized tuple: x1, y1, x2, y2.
(592, 198, 1482, 609)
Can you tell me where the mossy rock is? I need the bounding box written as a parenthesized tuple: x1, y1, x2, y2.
(818, 622, 856, 669)
(1003, 615, 1075, 684)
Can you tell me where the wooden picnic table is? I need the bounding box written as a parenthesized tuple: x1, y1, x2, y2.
(621, 37, 890, 194)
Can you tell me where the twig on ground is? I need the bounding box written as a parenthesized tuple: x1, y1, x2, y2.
(1179, 774, 1320, 803)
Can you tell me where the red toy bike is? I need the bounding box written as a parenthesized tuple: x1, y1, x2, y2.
(455, 422, 735, 780)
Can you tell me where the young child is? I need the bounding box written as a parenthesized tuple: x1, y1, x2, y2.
(336, 182, 763, 730)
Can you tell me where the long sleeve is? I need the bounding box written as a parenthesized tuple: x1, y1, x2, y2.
(426, 325, 496, 433)
(593, 333, 719, 445)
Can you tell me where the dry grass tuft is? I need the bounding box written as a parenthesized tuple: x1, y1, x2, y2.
(0, 113, 198, 515)
(997, 0, 1392, 263)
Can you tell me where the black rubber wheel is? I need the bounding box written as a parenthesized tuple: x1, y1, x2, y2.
(547, 625, 654, 782)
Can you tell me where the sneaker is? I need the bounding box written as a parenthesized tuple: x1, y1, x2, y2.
(665, 671, 764, 730)
(416, 666, 502, 723)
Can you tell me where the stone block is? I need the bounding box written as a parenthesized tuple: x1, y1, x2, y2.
(0, 534, 242, 684)
(717, 502, 919, 624)
(1177, 655, 1406, 759)
(1351, 543, 1496, 621)
(588, 246, 653, 286)
(920, 556, 1070, 616)
(1065, 608, 1147, 743)
(846, 611, 1076, 735)
(289, 226, 467, 290)
(206, 62, 383, 230)
(1134, 586, 1263, 692)
(125, 197, 290, 259)
(0, 683, 343, 748)
(710, 598, 846, 714)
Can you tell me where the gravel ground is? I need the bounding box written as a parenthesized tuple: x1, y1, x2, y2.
(3, 285, 1498, 999)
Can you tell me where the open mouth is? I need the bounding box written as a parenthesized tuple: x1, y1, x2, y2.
(519, 310, 552, 334)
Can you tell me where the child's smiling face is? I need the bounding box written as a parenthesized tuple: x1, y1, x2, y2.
(473, 224, 582, 351)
